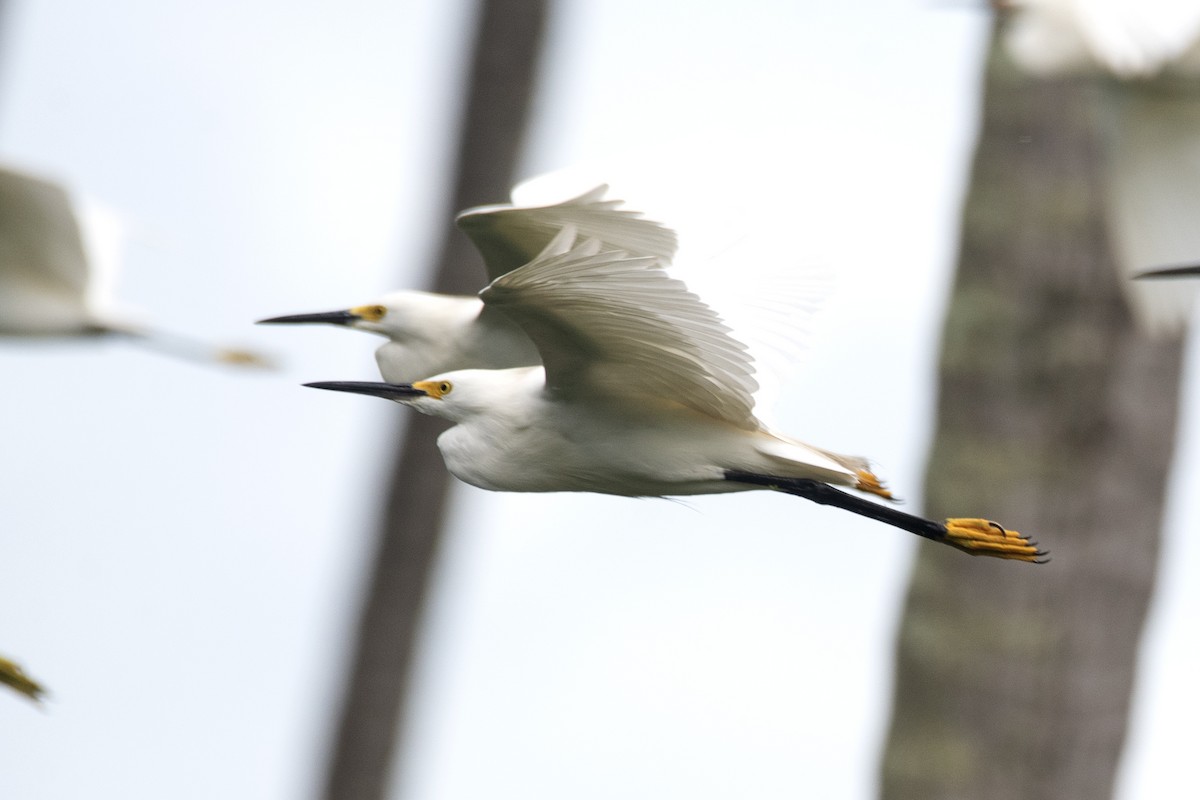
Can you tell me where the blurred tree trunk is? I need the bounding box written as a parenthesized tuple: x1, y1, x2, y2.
(879, 22, 1186, 800)
(320, 2, 549, 799)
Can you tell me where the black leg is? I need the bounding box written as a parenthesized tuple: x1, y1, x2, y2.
(723, 470, 1045, 562)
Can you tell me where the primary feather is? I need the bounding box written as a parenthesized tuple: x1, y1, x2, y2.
(456, 184, 678, 281)
(482, 229, 760, 430)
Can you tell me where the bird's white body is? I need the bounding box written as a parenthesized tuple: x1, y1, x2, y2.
(419, 366, 864, 497)
(324, 231, 874, 497)
(310, 220, 1042, 560)
(0, 276, 97, 336)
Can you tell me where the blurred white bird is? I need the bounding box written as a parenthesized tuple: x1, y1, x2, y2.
(308, 229, 1042, 561)
(1002, 0, 1200, 77)
(0, 164, 267, 367)
(257, 184, 677, 382)
(1002, 0, 1200, 331)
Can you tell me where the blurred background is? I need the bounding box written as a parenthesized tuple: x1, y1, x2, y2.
(2, 1, 1198, 798)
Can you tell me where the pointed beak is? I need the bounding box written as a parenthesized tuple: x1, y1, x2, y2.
(304, 381, 430, 401)
(257, 310, 361, 326)
(1134, 264, 1200, 280)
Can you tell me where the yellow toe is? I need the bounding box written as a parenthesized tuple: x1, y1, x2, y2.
(0, 656, 46, 703)
(942, 518, 1046, 562)
(215, 348, 275, 369)
(855, 469, 895, 501)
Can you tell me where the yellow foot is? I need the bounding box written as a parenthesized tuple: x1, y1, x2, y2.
(0, 656, 46, 703)
(215, 348, 275, 369)
(943, 518, 1046, 562)
(855, 469, 896, 501)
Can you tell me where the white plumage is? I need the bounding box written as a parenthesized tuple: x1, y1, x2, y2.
(309, 228, 1042, 561)
(482, 232, 759, 430)
(0, 164, 266, 366)
(0, 165, 113, 336)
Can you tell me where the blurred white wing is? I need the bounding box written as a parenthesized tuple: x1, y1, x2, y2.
(72, 194, 128, 317)
(456, 185, 678, 281)
(481, 230, 760, 430)
(1004, 0, 1200, 77)
(680, 238, 831, 424)
(0, 165, 90, 298)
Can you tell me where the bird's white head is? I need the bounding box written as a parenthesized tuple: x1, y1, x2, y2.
(259, 290, 477, 340)
(305, 366, 544, 424)
(260, 291, 541, 383)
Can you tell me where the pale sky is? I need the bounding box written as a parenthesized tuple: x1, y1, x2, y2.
(1, 2, 1198, 799)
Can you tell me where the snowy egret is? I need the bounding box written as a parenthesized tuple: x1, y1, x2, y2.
(1001, 0, 1200, 331)
(0, 164, 267, 367)
(257, 185, 676, 382)
(307, 230, 1042, 562)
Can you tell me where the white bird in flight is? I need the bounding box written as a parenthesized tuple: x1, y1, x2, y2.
(258, 184, 677, 382)
(0, 164, 267, 367)
(308, 228, 1043, 561)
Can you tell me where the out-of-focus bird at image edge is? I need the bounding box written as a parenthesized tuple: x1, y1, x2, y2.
(1001, 0, 1200, 332)
(257, 183, 677, 382)
(0, 164, 269, 367)
(307, 226, 1044, 562)
(0, 655, 46, 703)
(1135, 264, 1200, 280)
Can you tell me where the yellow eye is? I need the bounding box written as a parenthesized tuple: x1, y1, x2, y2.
(414, 379, 453, 398)
(350, 304, 387, 322)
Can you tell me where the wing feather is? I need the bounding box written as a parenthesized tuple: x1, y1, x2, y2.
(0, 165, 90, 296)
(456, 185, 678, 281)
(481, 235, 760, 429)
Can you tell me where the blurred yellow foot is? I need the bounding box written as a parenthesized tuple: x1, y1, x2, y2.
(855, 469, 895, 501)
(215, 348, 275, 369)
(0, 656, 46, 703)
(943, 518, 1045, 562)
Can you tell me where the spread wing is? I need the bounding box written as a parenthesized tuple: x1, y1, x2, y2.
(0, 165, 90, 298)
(455, 185, 678, 282)
(480, 229, 759, 430)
